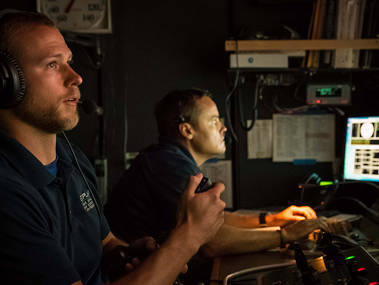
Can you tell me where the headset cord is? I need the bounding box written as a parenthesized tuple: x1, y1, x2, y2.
(61, 132, 101, 218)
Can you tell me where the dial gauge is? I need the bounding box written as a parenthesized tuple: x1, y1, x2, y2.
(361, 123, 375, 139)
(37, 0, 112, 34)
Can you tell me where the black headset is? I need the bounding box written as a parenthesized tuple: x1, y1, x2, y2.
(0, 8, 27, 108)
(0, 49, 26, 108)
(0, 10, 101, 220)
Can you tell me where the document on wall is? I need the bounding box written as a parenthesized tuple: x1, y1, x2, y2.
(273, 114, 335, 162)
(200, 160, 233, 208)
(247, 119, 273, 159)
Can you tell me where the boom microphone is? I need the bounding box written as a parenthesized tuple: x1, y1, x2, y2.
(79, 99, 103, 116)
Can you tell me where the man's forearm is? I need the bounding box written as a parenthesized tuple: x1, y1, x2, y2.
(112, 224, 200, 285)
(223, 211, 261, 228)
(223, 211, 286, 228)
(200, 224, 281, 258)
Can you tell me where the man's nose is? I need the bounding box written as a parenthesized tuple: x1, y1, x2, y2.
(221, 122, 227, 133)
(65, 65, 83, 87)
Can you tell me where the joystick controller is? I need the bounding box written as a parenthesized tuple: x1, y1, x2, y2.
(195, 176, 213, 193)
(102, 244, 151, 282)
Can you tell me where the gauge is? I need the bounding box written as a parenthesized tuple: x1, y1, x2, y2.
(361, 122, 374, 139)
(37, 0, 112, 34)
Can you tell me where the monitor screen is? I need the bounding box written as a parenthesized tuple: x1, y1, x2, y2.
(343, 116, 379, 182)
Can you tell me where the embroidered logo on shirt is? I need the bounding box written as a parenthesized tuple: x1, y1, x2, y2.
(79, 191, 95, 212)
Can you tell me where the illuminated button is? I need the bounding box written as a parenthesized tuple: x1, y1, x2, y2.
(356, 267, 368, 276)
(368, 282, 378, 285)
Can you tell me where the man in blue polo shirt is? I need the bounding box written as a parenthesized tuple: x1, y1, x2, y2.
(0, 11, 225, 285)
(106, 89, 329, 255)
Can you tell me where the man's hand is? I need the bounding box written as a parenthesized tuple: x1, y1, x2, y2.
(123, 236, 158, 272)
(281, 217, 330, 244)
(177, 173, 226, 247)
(268, 205, 317, 227)
(123, 236, 188, 274)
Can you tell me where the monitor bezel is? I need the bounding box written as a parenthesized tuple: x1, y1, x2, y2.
(343, 116, 379, 182)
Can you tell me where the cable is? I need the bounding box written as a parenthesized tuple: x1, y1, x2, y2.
(332, 196, 379, 226)
(225, 39, 240, 142)
(292, 73, 307, 103)
(237, 75, 262, 131)
(272, 84, 311, 114)
(273, 92, 310, 114)
(224, 39, 263, 139)
(332, 234, 360, 247)
(327, 106, 345, 116)
(62, 132, 101, 218)
(304, 172, 322, 184)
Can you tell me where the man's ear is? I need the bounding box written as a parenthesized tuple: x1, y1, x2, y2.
(178, 123, 194, 140)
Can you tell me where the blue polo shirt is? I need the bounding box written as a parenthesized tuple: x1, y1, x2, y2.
(0, 132, 110, 284)
(105, 137, 213, 284)
(105, 136, 200, 242)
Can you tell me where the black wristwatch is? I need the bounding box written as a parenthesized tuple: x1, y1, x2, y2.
(259, 212, 269, 225)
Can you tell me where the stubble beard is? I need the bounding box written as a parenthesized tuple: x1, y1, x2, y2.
(13, 96, 80, 134)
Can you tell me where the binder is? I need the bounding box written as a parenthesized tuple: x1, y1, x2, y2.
(334, 0, 366, 68)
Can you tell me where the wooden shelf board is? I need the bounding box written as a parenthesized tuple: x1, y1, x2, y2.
(225, 39, 379, 51)
(227, 67, 379, 72)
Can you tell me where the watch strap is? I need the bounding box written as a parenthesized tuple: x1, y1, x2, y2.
(259, 212, 267, 225)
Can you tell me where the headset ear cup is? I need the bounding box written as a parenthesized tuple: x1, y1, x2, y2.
(0, 50, 26, 108)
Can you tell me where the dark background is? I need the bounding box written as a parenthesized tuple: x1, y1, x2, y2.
(1, 0, 378, 210)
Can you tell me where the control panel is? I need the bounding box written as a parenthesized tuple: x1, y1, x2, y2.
(307, 84, 351, 105)
(224, 236, 379, 285)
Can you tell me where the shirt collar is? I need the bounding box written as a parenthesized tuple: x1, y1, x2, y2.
(158, 136, 197, 165)
(0, 131, 73, 188)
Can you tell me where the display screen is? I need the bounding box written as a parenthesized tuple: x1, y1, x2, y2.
(343, 117, 379, 182)
(316, 87, 342, 97)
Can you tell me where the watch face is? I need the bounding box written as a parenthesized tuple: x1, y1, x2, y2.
(37, 0, 111, 33)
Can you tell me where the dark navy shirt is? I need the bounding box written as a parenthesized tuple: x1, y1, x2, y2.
(0, 132, 110, 285)
(106, 137, 200, 242)
(105, 137, 214, 284)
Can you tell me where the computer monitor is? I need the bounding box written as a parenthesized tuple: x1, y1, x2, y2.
(343, 116, 379, 182)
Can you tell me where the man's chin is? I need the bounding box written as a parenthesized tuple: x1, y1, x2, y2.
(63, 118, 79, 132)
(56, 113, 79, 133)
(212, 148, 226, 157)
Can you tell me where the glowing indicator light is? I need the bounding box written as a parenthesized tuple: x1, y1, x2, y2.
(320, 181, 333, 186)
(357, 267, 366, 272)
(316, 100, 321, 104)
(345, 256, 355, 260)
(369, 282, 378, 285)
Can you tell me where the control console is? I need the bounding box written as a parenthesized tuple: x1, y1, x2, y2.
(224, 232, 379, 285)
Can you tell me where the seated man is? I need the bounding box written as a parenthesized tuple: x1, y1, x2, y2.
(106, 89, 328, 257)
(0, 12, 226, 285)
